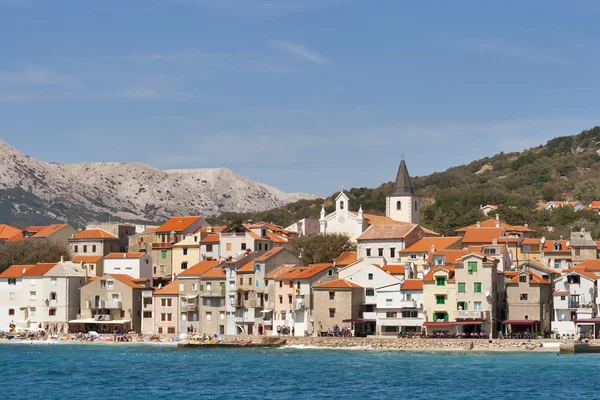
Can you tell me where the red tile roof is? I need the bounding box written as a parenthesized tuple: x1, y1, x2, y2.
(255, 247, 285, 261)
(72, 229, 118, 240)
(0, 264, 34, 278)
(22, 263, 57, 276)
(30, 224, 71, 238)
(154, 279, 179, 295)
(335, 251, 357, 266)
(577, 259, 600, 271)
(265, 264, 296, 279)
(357, 224, 417, 241)
(104, 252, 146, 259)
(200, 233, 220, 243)
(237, 260, 256, 273)
(521, 238, 541, 246)
(461, 227, 504, 244)
(0, 224, 22, 240)
(313, 279, 362, 289)
(286, 263, 333, 279)
(542, 240, 571, 253)
(401, 279, 423, 291)
(456, 219, 535, 233)
(563, 268, 597, 281)
(179, 260, 220, 276)
(201, 267, 226, 278)
(383, 264, 405, 275)
(507, 271, 550, 285)
(401, 236, 462, 253)
(423, 266, 455, 282)
(553, 290, 568, 295)
(156, 216, 202, 232)
(72, 255, 103, 263)
(427, 249, 468, 264)
(109, 274, 146, 288)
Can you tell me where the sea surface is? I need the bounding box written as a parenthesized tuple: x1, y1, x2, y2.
(0, 343, 597, 399)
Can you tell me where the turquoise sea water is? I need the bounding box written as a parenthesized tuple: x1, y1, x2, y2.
(0, 343, 598, 399)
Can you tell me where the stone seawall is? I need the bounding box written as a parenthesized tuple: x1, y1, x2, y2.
(233, 336, 600, 352)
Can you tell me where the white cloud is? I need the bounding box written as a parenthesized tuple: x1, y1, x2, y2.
(0, 68, 75, 85)
(268, 40, 329, 64)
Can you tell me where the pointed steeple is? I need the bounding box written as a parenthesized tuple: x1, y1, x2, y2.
(392, 158, 414, 195)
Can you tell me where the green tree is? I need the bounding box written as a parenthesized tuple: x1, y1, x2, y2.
(289, 233, 356, 265)
(0, 240, 72, 273)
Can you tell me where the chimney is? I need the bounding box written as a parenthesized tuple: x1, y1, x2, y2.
(495, 214, 500, 228)
(247, 219, 252, 225)
(60, 255, 64, 263)
(477, 221, 481, 228)
(524, 223, 528, 229)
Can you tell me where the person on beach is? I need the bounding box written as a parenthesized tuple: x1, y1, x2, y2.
(291, 327, 295, 336)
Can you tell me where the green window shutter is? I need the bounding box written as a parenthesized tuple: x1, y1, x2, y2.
(474, 282, 482, 293)
(436, 277, 445, 286)
(458, 283, 465, 293)
(468, 261, 477, 272)
(161, 250, 167, 259)
(436, 295, 445, 305)
(444, 313, 448, 322)
(199, 284, 204, 292)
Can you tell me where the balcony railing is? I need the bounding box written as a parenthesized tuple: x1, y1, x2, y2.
(93, 314, 112, 321)
(87, 300, 122, 309)
(203, 288, 226, 297)
(362, 311, 377, 320)
(455, 310, 482, 319)
(181, 304, 198, 312)
(152, 242, 174, 249)
(398, 300, 417, 308)
(570, 302, 594, 309)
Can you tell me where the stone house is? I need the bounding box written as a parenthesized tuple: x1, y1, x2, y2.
(153, 279, 179, 335)
(312, 279, 363, 336)
(69, 229, 121, 257)
(504, 270, 552, 335)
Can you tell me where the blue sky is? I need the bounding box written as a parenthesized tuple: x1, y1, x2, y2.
(0, 0, 598, 196)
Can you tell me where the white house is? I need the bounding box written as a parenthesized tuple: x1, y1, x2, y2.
(285, 218, 320, 236)
(103, 252, 153, 280)
(552, 269, 597, 336)
(376, 279, 424, 336)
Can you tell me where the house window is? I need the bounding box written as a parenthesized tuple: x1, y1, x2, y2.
(240, 278, 243, 285)
(206, 312, 212, 321)
(340, 201, 344, 210)
(297, 281, 301, 289)
(9, 292, 15, 300)
(436, 277, 446, 286)
(520, 294, 528, 300)
(161, 313, 166, 321)
(258, 243, 262, 251)
(386, 312, 397, 318)
(166, 313, 172, 321)
(50, 292, 57, 300)
(288, 295, 293, 304)
(575, 248, 581, 256)
(458, 283, 466, 293)
(158, 327, 163, 334)
(366, 248, 371, 257)
(226, 243, 232, 251)
(241, 243, 247, 250)
(328, 269, 333, 276)
(554, 242, 560, 251)
(560, 296, 566, 301)
(329, 291, 335, 300)
(255, 264, 261, 272)
(206, 299, 212, 306)
(467, 261, 477, 273)
(167, 327, 175, 334)
(51, 278, 57, 286)
(249, 277, 253, 286)
(474, 282, 482, 293)
(436, 295, 445, 305)
(410, 254, 417, 260)
(167, 298, 172, 307)
(8, 309, 15, 316)
(107, 281, 114, 289)
(368, 273, 373, 280)
(279, 296, 283, 304)
(30, 308, 36, 316)
(29, 291, 36, 300)
(396, 201, 401, 210)
(161, 250, 167, 259)
(402, 311, 418, 318)
(179, 283, 184, 292)
(83, 245, 87, 253)
(8, 278, 16, 285)
(415, 201, 418, 211)
(161, 298, 167, 307)
(519, 275, 527, 283)
(473, 301, 482, 311)
(143, 311, 152, 318)
(92, 245, 96, 253)
(49, 308, 56, 316)
(386, 298, 392, 306)
(554, 262, 560, 269)
(181, 262, 188, 270)
(329, 308, 336, 318)
(483, 248, 496, 255)
(74, 245, 78, 253)
(192, 283, 197, 291)
(183, 248, 188, 256)
(390, 248, 395, 258)
(523, 245, 531, 253)
(206, 244, 213, 252)
(567, 275, 580, 284)
(366, 288, 375, 296)
(378, 248, 384, 257)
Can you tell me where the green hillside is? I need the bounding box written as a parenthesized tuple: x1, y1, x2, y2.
(208, 126, 600, 239)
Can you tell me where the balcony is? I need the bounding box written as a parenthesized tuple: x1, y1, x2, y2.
(93, 314, 112, 321)
(87, 300, 122, 309)
(455, 310, 482, 319)
(152, 242, 174, 249)
(203, 288, 226, 297)
(398, 300, 417, 308)
(570, 302, 594, 310)
(362, 311, 377, 320)
(181, 304, 198, 312)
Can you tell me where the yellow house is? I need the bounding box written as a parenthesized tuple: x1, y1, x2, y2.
(422, 266, 456, 333)
(172, 234, 202, 276)
(399, 236, 462, 275)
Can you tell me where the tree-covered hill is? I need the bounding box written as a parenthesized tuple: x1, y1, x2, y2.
(208, 126, 600, 238)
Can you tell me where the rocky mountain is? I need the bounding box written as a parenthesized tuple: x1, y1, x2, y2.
(0, 139, 316, 226)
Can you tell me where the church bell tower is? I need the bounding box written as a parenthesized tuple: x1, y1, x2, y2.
(386, 156, 420, 224)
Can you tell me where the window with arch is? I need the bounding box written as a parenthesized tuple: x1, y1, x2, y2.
(339, 201, 344, 210)
(396, 201, 401, 210)
(553, 242, 560, 251)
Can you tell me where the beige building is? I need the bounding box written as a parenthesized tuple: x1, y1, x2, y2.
(153, 280, 179, 335)
(177, 260, 221, 333)
(5, 224, 77, 244)
(72, 255, 104, 277)
(151, 216, 208, 278)
(72, 274, 151, 333)
(86, 223, 136, 253)
(422, 266, 457, 332)
(504, 270, 552, 335)
(312, 279, 363, 336)
(128, 228, 157, 253)
(570, 228, 598, 266)
(199, 266, 227, 335)
(69, 229, 121, 257)
(172, 234, 201, 276)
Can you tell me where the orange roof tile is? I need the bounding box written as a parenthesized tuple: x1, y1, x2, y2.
(109, 274, 146, 288)
(278, 266, 310, 280)
(0, 264, 34, 278)
(199, 225, 227, 233)
(295, 263, 333, 279)
(200, 267, 225, 278)
(456, 219, 535, 233)
(335, 251, 357, 266)
(313, 279, 362, 289)
(156, 216, 202, 232)
(461, 227, 504, 244)
(237, 260, 256, 273)
(179, 260, 220, 276)
(383, 264, 405, 275)
(401, 236, 462, 253)
(30, 224, 70, 238)
(22, 263, 57, 276)
(507, 271, 550, 285)
(542, 239, 571, 253)
(553, 290, 568, 295)
(72, 229, 118, 240)
(577, 259, 600, 271)
(423, 266, 455, 282)
(200, 233, 220, 243)
(154, 279, 179, 295)
(401, 279, 423, 291)
(72, 255, 103, 263)
(521, 238, 541, 245)
(265, 264, 296, 279)
(267, 232, 288, 243)
(357, 224, 417, 241)
(255, 247, 285, 261)
(0, 224, 22, 240)
(427, 249, 468, 264)
(588, 201, 600, 210)
(104, 252, 146, 259)
(563, 268, 597, 281)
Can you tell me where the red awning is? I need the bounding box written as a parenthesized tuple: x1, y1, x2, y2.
(453, 321, 483, 326)
(423, 322, 454, 327)
(501, 320, 539, 325)
(575, 318, 600, 324)
(342, 318, 369, 323)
